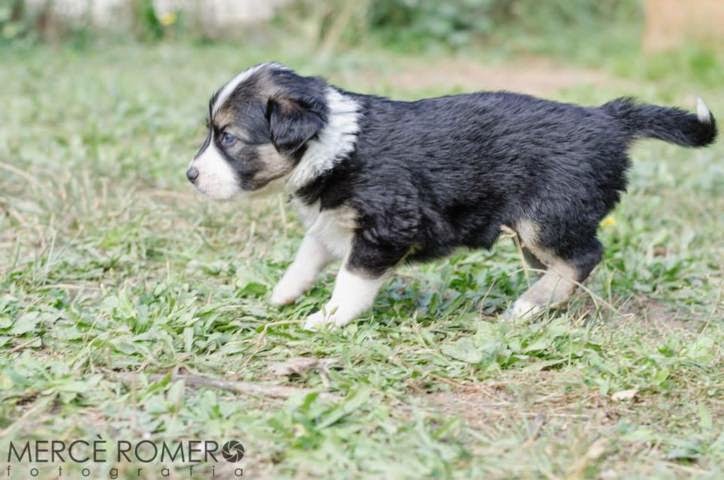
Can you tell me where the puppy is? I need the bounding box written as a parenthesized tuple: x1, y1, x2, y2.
(187, 63, 717, 329)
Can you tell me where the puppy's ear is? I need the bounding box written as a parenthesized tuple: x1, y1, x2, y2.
(267, 97, 325, 157)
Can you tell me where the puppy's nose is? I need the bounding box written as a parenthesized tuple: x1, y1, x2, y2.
(186, 167, 199, 183)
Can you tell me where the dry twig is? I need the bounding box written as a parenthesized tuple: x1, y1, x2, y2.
(117, 372, 340, 401)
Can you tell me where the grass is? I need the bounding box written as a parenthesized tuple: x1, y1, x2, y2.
(0, 41, 722, 479)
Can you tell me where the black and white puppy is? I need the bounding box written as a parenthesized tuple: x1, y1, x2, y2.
(187, 63, 717, 329)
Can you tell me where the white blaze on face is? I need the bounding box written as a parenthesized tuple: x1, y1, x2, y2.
(212, 62, 284, 114)
(188, 135, 242, 200)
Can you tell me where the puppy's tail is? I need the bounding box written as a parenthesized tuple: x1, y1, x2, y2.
(602, 97, 717, 147)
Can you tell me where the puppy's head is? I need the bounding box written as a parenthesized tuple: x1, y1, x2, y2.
(187, 63, 328, 200)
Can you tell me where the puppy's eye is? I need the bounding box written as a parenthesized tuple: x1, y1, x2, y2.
(219, 131, 237, 147)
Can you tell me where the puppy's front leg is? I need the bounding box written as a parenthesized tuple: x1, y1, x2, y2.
(270, 234, 334, 305)
(303, 235, 404, 329)
(303, 266, 387, 329)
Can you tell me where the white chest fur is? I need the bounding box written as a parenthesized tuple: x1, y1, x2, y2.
(292, 199, 356, 259)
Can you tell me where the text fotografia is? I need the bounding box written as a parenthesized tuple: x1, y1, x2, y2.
(3, 439, 245, 479)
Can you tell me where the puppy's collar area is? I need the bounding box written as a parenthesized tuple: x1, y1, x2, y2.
(286, 87, 361, 190)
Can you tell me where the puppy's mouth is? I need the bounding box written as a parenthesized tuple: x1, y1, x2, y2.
(186, 143, 243, 201)
(187, 176, 242, 201)
(186, 160, 288, 201)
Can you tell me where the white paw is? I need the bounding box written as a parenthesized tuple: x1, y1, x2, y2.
(303, 310, 336, 330)
(303, 304, 353, 330)
(503, 299, 543, 320)
(269, 281, 302, 306)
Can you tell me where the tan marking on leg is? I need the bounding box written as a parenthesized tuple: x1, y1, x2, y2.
(515, 219, 539, 247)
(515, 219, 557, 266)
(519, 260, 578, 306)
(508, 259, 579, 319)
(507, 219, 580, 319)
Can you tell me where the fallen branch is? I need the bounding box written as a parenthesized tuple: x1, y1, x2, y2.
(117, 372, 340, 401)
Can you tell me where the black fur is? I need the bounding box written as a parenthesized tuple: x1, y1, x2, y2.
(205, 65, 717, 287)
(265, 71, 329, 158)
(283, 78, 716, 280)
(603, 97, 717, 146)
(268, 98, 326, 157)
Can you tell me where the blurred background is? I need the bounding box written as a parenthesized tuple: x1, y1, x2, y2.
(2, 0, 723, 66)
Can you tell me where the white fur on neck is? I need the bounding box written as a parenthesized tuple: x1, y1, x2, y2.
(287, 87, 360, 189)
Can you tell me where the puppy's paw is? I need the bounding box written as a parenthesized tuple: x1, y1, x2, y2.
(303, 310, 336, 330)
(270, 282, 303, 306)
(502, 299, 543, 321)
(303, 304, 352, 330)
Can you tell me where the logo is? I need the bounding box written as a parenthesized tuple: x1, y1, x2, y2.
(3, 438, 246, 479)
(221, 441, 245, 463)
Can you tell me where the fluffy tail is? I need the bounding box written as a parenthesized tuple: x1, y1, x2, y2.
(602, 97, 717, 147)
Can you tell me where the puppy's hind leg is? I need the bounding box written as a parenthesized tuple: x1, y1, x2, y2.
(506, 222, 602, 319)
(270, 234, 335, 305)
(506, 258, 579, 319)
(522, 247, 547, 272)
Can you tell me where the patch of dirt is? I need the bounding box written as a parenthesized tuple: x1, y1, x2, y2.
(619, 295, 704, 333)
(353, 57, 626, 96)
(421, 371, 630, 433)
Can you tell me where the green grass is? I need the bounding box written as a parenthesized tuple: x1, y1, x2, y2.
(0, 42, 722, 479)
